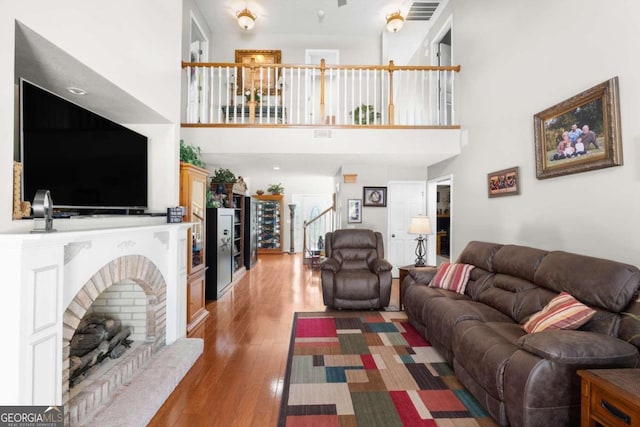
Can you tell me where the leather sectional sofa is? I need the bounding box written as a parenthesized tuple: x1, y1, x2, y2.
(402, 241, 640, 427)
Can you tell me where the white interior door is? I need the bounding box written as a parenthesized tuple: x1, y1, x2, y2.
(387, 181, 427, 276)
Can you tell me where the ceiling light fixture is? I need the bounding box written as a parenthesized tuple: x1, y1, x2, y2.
(66, 87, 87, 95)
(385, 11, 405, 33)
(236, 7, 256, 31)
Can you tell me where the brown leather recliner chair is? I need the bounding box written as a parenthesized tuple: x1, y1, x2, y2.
(321, 229, 393, 309)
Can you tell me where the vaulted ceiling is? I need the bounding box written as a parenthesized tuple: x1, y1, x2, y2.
(195, 0, 443, 38)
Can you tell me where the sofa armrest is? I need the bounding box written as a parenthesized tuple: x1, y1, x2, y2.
(321, 258, 340, 273)
(408, 267, 438, 285)
(517, 330, 640, 366)
(369, 259, 393, 273)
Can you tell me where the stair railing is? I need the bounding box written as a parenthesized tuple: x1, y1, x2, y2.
(302, 193, 336, 267)
(182, 59, 461, 126)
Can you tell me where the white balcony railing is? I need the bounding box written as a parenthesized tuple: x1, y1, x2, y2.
(182, 60, 460, 127)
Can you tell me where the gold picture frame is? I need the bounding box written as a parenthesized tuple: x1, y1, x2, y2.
(533, 77, 622, 179)
(234, 50, 281, 96)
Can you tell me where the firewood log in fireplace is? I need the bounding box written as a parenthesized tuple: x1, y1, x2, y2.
(69, 315, 134, 386)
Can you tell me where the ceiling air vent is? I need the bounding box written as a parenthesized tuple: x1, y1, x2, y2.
(406, 2, 440, 21)
(313, 129, 333, 139)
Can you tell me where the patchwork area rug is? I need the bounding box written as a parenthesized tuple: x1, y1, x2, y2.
(278, 311, 498, 427)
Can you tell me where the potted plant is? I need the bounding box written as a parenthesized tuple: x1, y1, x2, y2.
(349, 104, 381, 125)
(211, 168, 237, 194)
(180, 140, 206, 168)
(244, 88, 260, 104)
(267, 183, 284, 195)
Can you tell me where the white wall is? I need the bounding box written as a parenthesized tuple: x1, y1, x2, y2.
(209, 33, 380, 65)
(428, 0, 640, 265)
(336, 164, 429, 250)
(1, 1, 182, 232)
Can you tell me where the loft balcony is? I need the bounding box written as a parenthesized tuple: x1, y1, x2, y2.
(180, 59, 464, 173)
(181, 60, 460, 128)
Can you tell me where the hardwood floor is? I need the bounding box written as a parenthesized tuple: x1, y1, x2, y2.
(149, 253, 401, 426)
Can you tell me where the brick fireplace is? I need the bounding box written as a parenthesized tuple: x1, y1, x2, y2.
(0, 218, 196, 421)
(63, 255, 168, 425)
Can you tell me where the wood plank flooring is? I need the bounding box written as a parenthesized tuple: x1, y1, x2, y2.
(148, 253, 400, 426)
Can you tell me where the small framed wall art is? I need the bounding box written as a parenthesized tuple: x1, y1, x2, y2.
(487, 166, 520, 198)
(363, 187, 387, 207)
(347, 199, 362, 223)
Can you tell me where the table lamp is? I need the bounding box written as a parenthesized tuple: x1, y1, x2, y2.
(408, 215, 432, 266)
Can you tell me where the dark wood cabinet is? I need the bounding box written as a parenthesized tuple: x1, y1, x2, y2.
(578, 369, 640, 427)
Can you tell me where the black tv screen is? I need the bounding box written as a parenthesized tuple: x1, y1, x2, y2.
(20, 80, 148, 212)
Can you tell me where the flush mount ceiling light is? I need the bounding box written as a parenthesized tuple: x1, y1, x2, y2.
(236, 7, 256, 31)
(66, 87, 87, 95)
(385, 11, 405, 32)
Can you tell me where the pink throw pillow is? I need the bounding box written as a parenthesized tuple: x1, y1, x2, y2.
(522, 292, 596, 333)
(428, 262, 475, 294)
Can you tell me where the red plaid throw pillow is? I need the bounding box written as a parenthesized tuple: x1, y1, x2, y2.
(522, 292, 596, 333)
(428, 262, 475, 294)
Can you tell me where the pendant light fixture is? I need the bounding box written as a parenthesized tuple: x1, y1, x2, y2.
(385, 11, 405, 33)
(236, 7, 257, 31)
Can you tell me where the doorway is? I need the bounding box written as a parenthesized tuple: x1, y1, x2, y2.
(387, 180, 427, 276)
(188, 13, 209, 123)
(427, 175, 452, 266)
(431, 18, 452, 125)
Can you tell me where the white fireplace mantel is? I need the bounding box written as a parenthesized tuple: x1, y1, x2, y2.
(0, 217, 190, 406)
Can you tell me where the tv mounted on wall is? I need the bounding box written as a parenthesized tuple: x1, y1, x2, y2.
(20, 80, 148, 214)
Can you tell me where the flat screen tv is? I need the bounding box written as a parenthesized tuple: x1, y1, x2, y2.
(20, 80, 148, 214)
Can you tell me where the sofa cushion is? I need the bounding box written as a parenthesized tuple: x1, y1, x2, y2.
(534, 251, 640, 312)
(423, 297, 513, 363)
(452, 320, 525, 401)
(329, 229, 382, 269)
(474, 274, 554, 323)
(517, 330, 640, 365)
(457, 241, 503, 272)
(429, 262, 475, 294)
(491, 244, 548, 283)
(335, 270, 378, 299)
(522, 292, 596, 333)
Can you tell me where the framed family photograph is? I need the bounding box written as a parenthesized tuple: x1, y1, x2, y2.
(347, 199, 362, 223)
(488, 166, 520, 198)
(533, 77, 622, 179)
(235, 49, 281, 96)
(363, 187, 387, 207)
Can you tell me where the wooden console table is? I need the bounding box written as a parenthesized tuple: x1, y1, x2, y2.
(221, 105, 286, 123)
(577, 369, 640, 427)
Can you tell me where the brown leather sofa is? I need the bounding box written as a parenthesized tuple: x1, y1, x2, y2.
(402, 241, 640, 427)
(321, 229, 393, 309)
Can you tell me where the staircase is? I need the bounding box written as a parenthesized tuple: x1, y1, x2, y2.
(303, 194, 336, 268)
